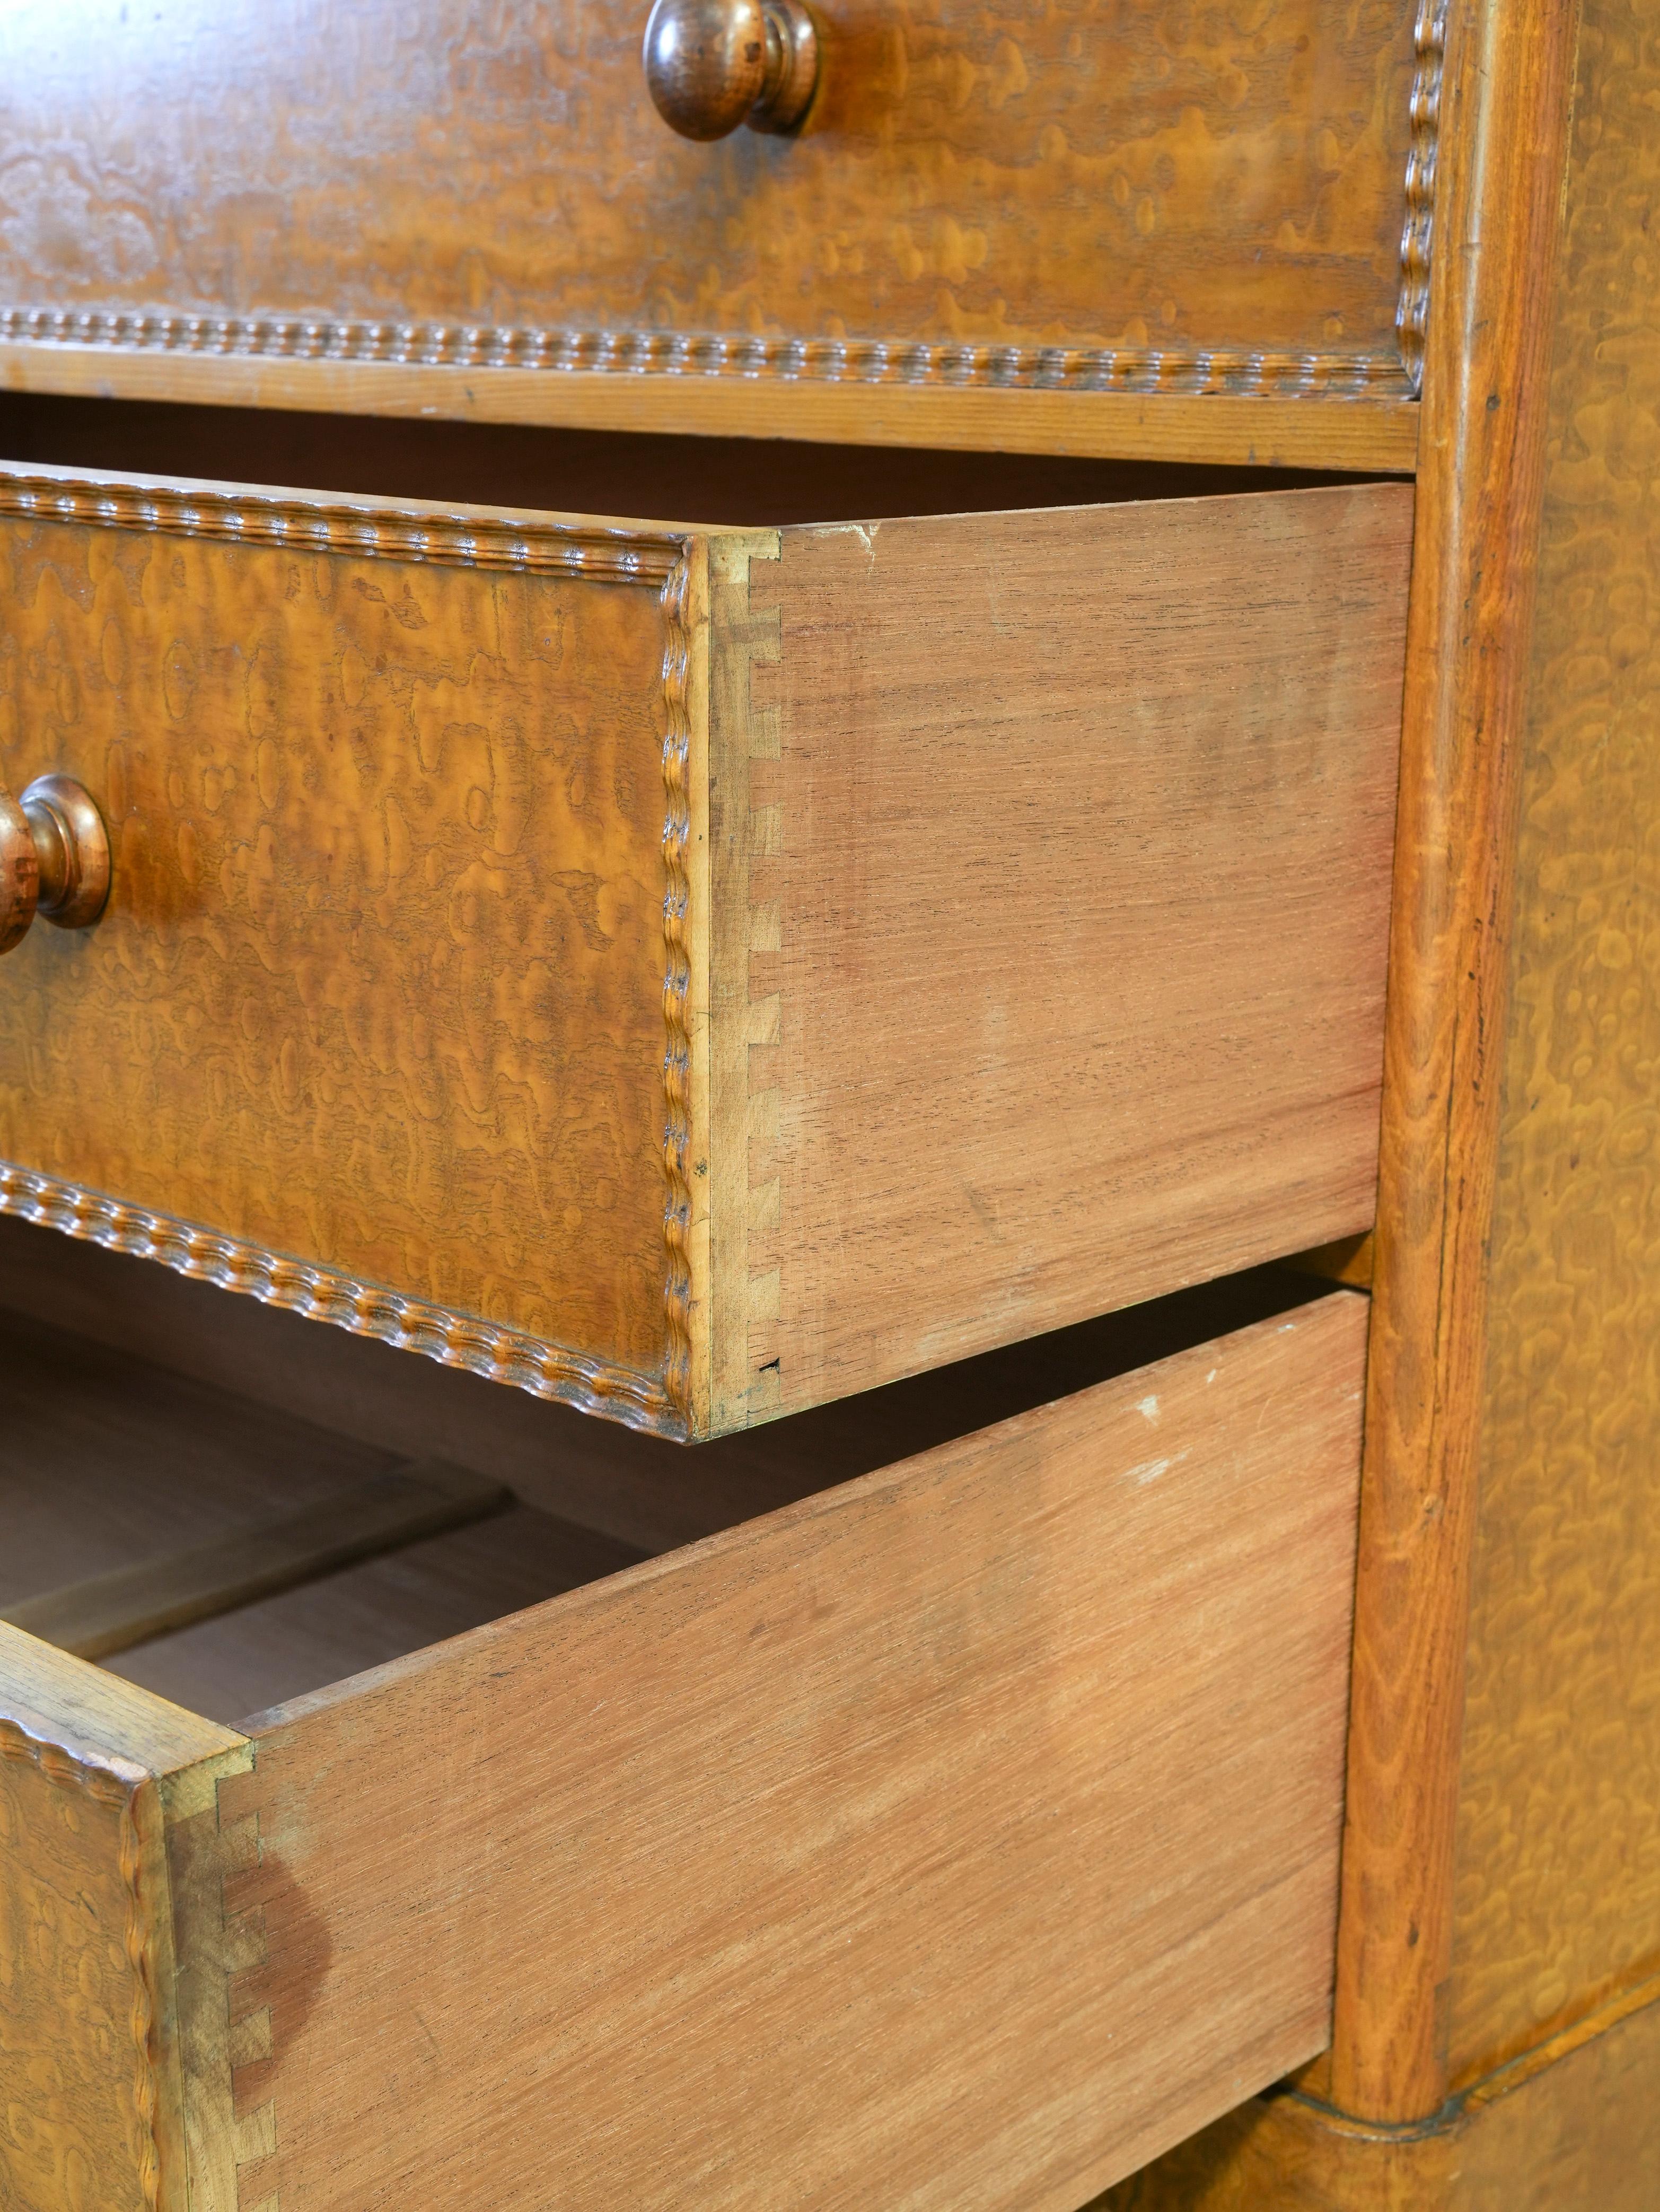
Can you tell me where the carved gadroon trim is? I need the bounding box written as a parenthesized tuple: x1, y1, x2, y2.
(0, 1716, 162, 2212)
(0, 306, 1416, 400)
(0, 468, 684, 587)
(0, 1166, 687, 1437)
(658, 554, 696, 1427)
(1396, 0, 1448, 391)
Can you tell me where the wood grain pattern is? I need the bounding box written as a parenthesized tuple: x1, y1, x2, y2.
(704, 487, 1410, 1426)
(1447, 0, 1660, 2088)
(0, 1717, 161, 2212)
(1325, 0, 1580, 2121)
(0, 343, 1425, 475)
(3, 1462, 511, 1661)
(0, 0, 1421, 430)
(1095, 1980, 1660, 2211)
(0, 1625, 247, 2212)
(218, 1297, 1366, 2211)
(0, 462, 684, 1429)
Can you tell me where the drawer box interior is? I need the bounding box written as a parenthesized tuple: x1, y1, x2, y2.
(0, 1208, 1325, 1725)
(0, 397, 1412, 1445)
(0, 1220, 1366, 2211)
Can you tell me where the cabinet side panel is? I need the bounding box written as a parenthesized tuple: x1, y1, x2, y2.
(223, 1293, 1365, 2212)
(741, 487, 1409, 1420)
(1094, 1984, 1660, 2211)
(1450, 0, 1660, 2084)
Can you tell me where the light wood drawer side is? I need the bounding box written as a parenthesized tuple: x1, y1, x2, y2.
(194, 1292, 1368, 2211)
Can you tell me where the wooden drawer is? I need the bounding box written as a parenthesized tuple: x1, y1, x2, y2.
(0, 3, 1425, 463)
(0, 1272, 1366, 2212)
(0, 462, 1410, 1437)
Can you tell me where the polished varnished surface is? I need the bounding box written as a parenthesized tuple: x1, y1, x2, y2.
(0, 0, 1418, 392)
(1321, 0, 1580, 2123)
(0, 1723, 156, 2212)
(1451, 0, 1660, 2088)
(0, 475, 674, 1393)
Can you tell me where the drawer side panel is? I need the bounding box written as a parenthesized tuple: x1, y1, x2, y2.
(714, 484, 1411, 1424)
(0, 474, 684, 1425)
(226, 1291, 1365, 2211)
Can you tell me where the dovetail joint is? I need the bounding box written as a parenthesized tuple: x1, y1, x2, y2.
(658, 553, 696, 1426)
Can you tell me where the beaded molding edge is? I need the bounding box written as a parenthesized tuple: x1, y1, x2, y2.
(0, 10, 1441, 407)
(0, 1166, 684, 1435)
(1396, 0, 1450, 392)
(0, 468, 682, 585)
(0, 306, 1415, 399)
(658, 553, 697, 1423)
(0, 1715, 162, 2212)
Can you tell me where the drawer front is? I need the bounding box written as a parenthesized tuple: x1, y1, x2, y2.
(0, 1291, 1368, 2212)
(0, 1, 1422, 401)
(0, 472, 683, 1428)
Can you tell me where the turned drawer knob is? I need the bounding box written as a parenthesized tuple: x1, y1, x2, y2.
(643, 0, 819, 139)
(0, 775, 112, 954)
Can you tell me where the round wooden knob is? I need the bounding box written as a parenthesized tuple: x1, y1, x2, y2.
(642, 0, 819, 140)
(0, 775, 111, 955)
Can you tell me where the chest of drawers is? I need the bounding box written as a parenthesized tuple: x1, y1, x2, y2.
(4, 0, 1659, 2205)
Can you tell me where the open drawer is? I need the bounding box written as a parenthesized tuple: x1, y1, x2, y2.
(0, 443, 1410, 1439)
(0, 1234, 1366, 2212)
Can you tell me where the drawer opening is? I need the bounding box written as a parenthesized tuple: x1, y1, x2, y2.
(0, 1209, 1356, 1731)
(0, 391, 1398, 529)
